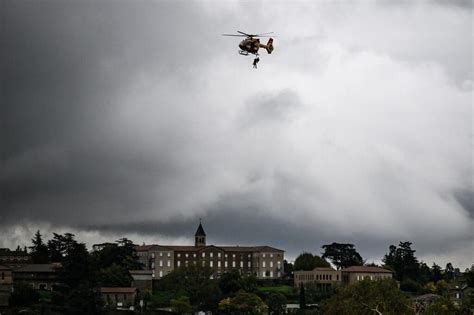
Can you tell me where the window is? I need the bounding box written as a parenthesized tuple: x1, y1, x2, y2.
(270, 261, 273, 268)
(202, 261, 205, 267)
(193, 253, 196, 258)
(159, 271, 163, 278)
(160, 252, 163, 257)
(270, 271, 273, 277)
(248, 261, 251, 268)
(177, 261, 181, 267)
(263, 253, 266, 258)
(263, 261, 266, 268)
(248, 254, 251, 258)
(151, 262, 155, 269)
(210, 252, 213, 258)
(277, 271, 281, 277)
(185, 253, 189, 258)
(202, 252, 205, 258)
(151, 253, 155, 259)
(218, 261, 221, 268)
(262, 271, 266, 278)
(232, 254, 236, 258)
(232, 261, 236, 268)
(167, 260, 171, 267)
(225, 254, 228, 258)
(270, 254, 273, 258)
(210, 261, 213, 267)
(159, 260, 163, 267)
(177, 253, 181, 258)
(218, 252, 221, 258)
(240, 261, 243, 268)
(167, 252, 171, 257)
(225, 261, 228, 268)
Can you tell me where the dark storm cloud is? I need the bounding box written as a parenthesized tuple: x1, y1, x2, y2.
(1, 1, 472, 267)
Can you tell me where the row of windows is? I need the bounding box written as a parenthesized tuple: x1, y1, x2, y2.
(150, 252, 171, 258)
(175, 252, 279, 258)
(356, 275, 389, 281)
(177, 260, 251, 268)
(297, 273, 339, 281)
(151, 260, 172, 268)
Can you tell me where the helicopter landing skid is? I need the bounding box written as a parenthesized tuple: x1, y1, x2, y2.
(239, 50, 249, 56)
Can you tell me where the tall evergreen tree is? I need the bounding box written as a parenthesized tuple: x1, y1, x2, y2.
(321, 243, 363, 269)
(30, 230, 49, 263)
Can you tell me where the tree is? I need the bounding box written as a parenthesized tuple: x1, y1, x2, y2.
(170, 296, 193, 314)
(431, 263, 443, 282)
(444, 262, 454, 280)
(299, 283, 306, 310)
(219, 270, 243, 296)
(283, 260, 294, 276)
(382, 241, 420, 281)
(9, 283, 40, 307)
(160, 265, 221, 310)
(321, 243, 363, 270)
(266, 292, 287, 315)
(324, 278, 414, 315)
(30, 230, 49, 263)
(423, 296, 456, 315)
(219, 291, 267, 315)
(294, 252, 330, 271)
(98, 263, 132, 287)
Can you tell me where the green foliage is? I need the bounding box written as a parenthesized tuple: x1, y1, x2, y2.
(98, 263, 132, 287)
(321, 243, 363, 270)
(9, 283, 40, 307)
(160, 264, 221, 310)
(324, 278, 414, 315)
(383, 242, 420, 281)
(431, 263, 443, 282)
(30, 230, 50, 263)
(466, 268, 474, 287)
(219, 291, 267, 314)
(219, 270, 244, 296)
(299, 283, 306, 309)
(257, 285, 293, 295)
(266, 292, 287, 315)
(170, 296, 192, 313)
(424, 296, 456, 315)
(304, 282, 336, 303)
(400, 278, 423, 293)
(294, 252, 330, 271)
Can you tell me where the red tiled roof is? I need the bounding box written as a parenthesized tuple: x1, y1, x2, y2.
(100, 287, 137, 294)
(139, 244, 285, 253)
(129, 270, 153, 275)
(342, 266, 393, 273)
(13, 264, 60, 273)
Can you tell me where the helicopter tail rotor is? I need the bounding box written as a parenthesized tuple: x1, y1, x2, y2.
(259, 38, 274, 54)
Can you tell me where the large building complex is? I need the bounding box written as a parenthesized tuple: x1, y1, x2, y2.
(135, 222, 284, 280)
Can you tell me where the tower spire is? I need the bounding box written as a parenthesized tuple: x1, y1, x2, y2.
(195, 220, 206, 247)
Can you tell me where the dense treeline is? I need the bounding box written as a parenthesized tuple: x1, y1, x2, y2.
(9, 230, 143, 314)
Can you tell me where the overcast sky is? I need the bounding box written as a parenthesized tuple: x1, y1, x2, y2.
(1, 0, 472, 268)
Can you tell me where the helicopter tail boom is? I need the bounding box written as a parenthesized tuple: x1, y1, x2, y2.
(260, 38, 274, 54)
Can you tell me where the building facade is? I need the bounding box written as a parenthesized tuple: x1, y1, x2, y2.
(135, 222, 284, 280)
(340, 266, 393, 284)
(294, 267, 341, 290)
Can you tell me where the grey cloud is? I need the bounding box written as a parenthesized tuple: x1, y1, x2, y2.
(1, 1, 473, 269)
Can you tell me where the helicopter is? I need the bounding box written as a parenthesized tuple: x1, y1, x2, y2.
(222, 31, 274, 68)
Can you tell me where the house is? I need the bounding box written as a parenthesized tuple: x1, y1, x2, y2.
(294, 267, 341, 290)
(129, 270, 153, 293)
(12, 263, 60, 290)
(0, 265, 13, 285)
(0, 248, 31, 269)
(412, 293, 441, 313)
(100, 287, 137, 308)
(136, 221, 285, 280)
(340, 266, 393, 284)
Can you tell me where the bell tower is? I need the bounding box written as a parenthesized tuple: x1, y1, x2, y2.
(194, 219, 206, 247)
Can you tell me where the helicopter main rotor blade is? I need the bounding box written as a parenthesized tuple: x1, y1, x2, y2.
(222, 34, 248, 37)
(255, 32, 274, 36)
(237, 31, 253, 37)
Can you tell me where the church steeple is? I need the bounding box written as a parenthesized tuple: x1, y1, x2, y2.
(194, 219, 206, 247)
